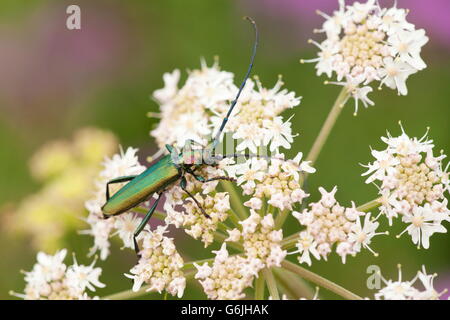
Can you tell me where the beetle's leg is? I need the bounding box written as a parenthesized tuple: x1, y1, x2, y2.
(202, 176, 236, 183)
(105, 175, 137, 201)
(133, 192, 163, 257)
(185, 168, 236, 183)
(180, 176, 211, 219)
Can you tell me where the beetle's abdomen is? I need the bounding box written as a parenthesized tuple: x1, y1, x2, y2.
(102, 155, 180, 216)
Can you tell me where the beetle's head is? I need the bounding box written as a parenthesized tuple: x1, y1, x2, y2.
(180, 149, 204, 166)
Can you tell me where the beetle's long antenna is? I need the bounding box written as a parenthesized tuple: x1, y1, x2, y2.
(211, 16, 258, 149)
(212, 153, 304, 168)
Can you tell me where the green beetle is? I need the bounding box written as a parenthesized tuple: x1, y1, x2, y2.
(101, 17, 258, 254)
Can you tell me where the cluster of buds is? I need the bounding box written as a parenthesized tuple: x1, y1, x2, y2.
(293, 186, 385, 265)
(227, 153, 314, 212)
(126, 226, 186, 298)
(227, 212, 287, 268)
(194, 243, 259, 300)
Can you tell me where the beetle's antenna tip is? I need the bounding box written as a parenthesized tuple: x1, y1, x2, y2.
(243, 16, 255, 24)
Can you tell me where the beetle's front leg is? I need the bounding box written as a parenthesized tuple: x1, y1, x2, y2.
(180, 176, 211, 219)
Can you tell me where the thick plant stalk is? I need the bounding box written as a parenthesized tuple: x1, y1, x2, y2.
(306, 87, 350, 167)
(273, 268, 315, 299)
(254, 273, 266, 300)
(274, 209, 289, 229)
(281, 260, 362, 300)
(262, 268, 279, 300)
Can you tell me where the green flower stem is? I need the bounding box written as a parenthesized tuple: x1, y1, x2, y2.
(281, 234, 299, 250)
(217, 221, 231, 234)
(274, 209, 289, 229)
(281, 197, 383, 250)
(103, 270, 196, 300)
(262, 268, 279, 300)
(281, 260, 362, 300)
(254, 273, 265, 300)
(273, 267, 315, 299)
(356, 197, 382, 212)
(305, 87, 350, 168)
(213, 231, 243, 251)
(221, 181, 248, 220)
(227, 210, 243, 229)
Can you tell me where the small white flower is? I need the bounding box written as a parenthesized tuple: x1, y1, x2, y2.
(398, 204, 447, 249)
(153, 69, 180, 104)
(375, 265, 446, 300)
(388, 29, 428, 70)
(348, 213, 386, 255)
(262, 116, 295, 152)
(294, 231, 321, 266)
(66, 256, 105, 293)
(378, 57, 417, 95)
(113, 213, 143, 249)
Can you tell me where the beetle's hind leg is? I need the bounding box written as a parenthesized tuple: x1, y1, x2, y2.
(132, 192, 164, 257)
(105, 175, 137, 201)
(180, 176, 211, 219)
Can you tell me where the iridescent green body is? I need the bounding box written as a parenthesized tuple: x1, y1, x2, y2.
(102, 154, 180, 216)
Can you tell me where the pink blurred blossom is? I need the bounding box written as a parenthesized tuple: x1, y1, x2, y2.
(0, 2, 131, 119)
(246, 0, 450, 50)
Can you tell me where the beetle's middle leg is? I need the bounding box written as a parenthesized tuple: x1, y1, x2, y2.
(180, 176, 211, 219)
(133, 192, 163, 257)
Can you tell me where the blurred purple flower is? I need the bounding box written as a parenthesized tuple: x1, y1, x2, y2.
(0, 2, 131, 118)
(436, 274, 450, 300)
(247, 0, 450, 50)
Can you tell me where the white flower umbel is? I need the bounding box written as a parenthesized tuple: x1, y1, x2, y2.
(150, 59, 301, 153)
(82, 146, 146, 259)
(151, 59, 234, 149)
(303, 0, 428, 113)
(292, 186, 385, 264)
(13, 249, 104, 300)
(374, 265, 447, 300)
(362, 126, 449, 248)
(227, 153, 314, 212)
(194, 243, 257, 300)
(125, 226, 185, 298)
(227, 212, 287, 268)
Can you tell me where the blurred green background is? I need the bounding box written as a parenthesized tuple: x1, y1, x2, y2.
(0, 0, 449, 299)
